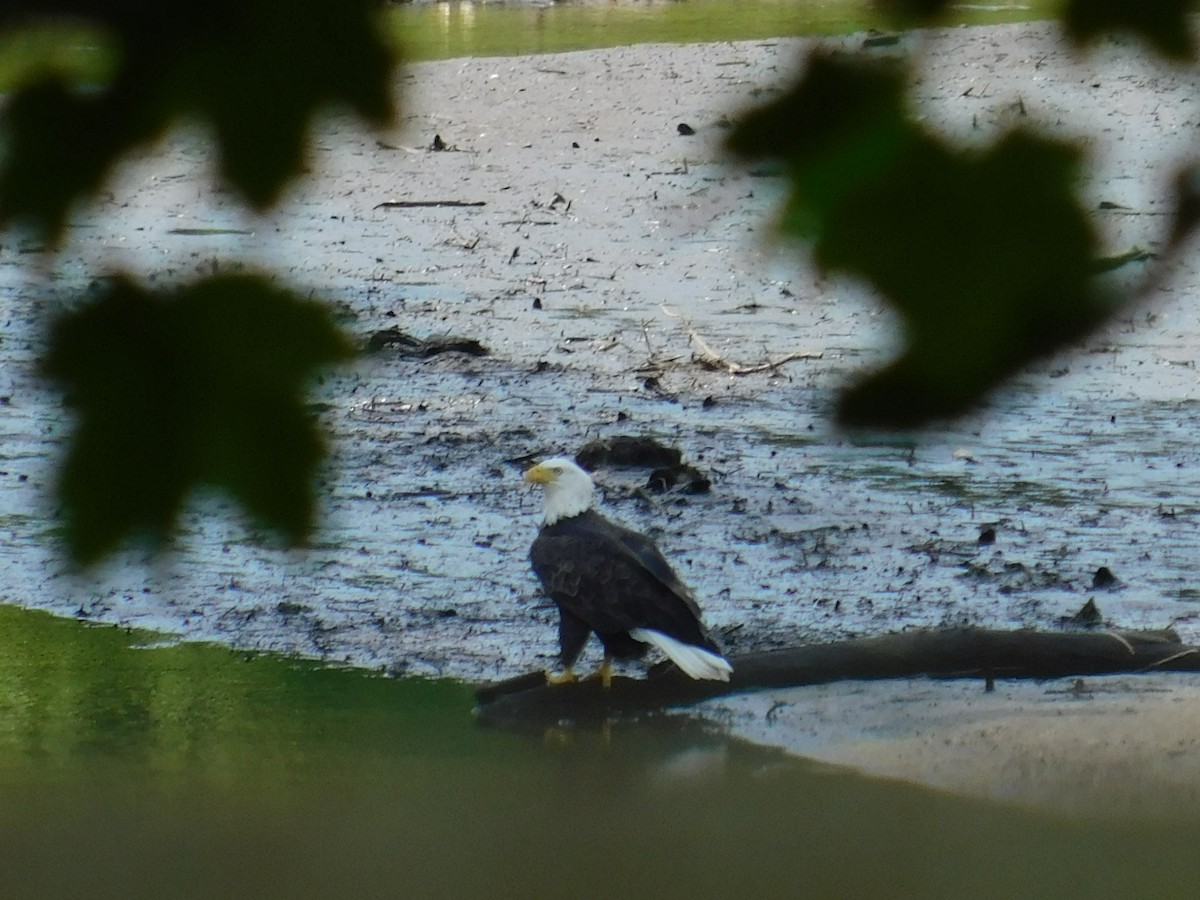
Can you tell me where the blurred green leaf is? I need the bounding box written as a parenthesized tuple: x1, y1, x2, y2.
(873, 0, 1194, 57)
(727, 53, 918, 239)
(42, 275, 356, 565)
(1171, 164, 1200, 247)
(826, 132, 1109, 425)
(729, 53, 1113, 427)
(0, 77, 157, 241)
(0, 0, 398, 239)
(1063, 0, 1196, 61)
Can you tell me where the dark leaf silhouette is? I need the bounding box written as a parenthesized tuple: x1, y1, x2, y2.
(826, 132, 1110, 425)
(0, 0, 397, 240)
(1170, 164, 1200, 248)
(1063, 0, 1196, 61)
(727, 53, 918, 240)
(42, 275, 356, 565)
(729, 51, 1113, 426)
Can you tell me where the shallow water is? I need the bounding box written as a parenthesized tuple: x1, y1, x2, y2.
(4, 604, 1200, 900)
(387, 0, 1056, 61)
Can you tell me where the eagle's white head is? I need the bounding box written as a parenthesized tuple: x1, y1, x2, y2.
(524, 457, 595, 525)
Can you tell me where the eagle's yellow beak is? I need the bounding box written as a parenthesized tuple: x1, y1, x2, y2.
(524, 463, 553, 485)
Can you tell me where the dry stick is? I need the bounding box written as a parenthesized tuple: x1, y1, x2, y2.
(660, 305, 822, 374)
(640, 319, 656, 358)
(633, 321, 682, 375)
(374, 200, 486, 209)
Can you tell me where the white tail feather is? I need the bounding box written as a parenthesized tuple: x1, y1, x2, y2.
(629, 628, 733, 682)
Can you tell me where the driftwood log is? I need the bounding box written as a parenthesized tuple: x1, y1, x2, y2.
(475, 627, 1200, 729)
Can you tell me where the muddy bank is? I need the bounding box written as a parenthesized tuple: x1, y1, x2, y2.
(0, 22, 1197, 698)
(701, 673, 1200, 819)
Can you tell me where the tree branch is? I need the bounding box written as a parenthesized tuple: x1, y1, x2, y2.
(475, 627, 1195, 729)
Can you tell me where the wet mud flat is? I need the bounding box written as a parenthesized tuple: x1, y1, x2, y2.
(0, 22, 1198, 699)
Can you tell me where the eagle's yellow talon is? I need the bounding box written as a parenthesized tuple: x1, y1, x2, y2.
(545, 668, 577, 685)
(586, 658, 614, 689)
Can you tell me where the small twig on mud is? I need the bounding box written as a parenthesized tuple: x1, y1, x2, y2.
(641, 320, 657, 359)
(374, 200, 486, 209)
(636, 321, 684, 372)
(660, 305, 822, 375)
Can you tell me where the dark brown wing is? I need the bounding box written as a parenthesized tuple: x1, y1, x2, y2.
(529, 510, 719, 653)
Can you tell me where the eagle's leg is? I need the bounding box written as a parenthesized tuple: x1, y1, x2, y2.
(549, 608, 589, 686)
(545, 667, 578, 686)
(584, 656, 614, 689)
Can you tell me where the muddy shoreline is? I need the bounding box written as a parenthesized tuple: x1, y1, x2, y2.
(1, 22, 1197, 710)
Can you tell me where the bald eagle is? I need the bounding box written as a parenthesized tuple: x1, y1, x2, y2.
(524, 457, 733, 686)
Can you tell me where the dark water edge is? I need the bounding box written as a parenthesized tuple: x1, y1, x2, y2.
(3, 604, 1200, 900)
(386, 0, 1059, 61)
